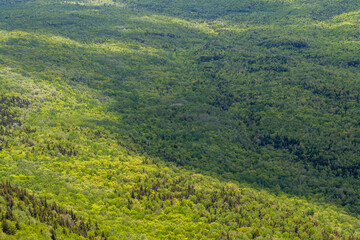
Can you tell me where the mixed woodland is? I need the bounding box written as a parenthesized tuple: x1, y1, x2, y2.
(0, 0, 360, 238)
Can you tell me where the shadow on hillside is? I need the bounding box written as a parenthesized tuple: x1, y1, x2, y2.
(2, 0, 360, 218)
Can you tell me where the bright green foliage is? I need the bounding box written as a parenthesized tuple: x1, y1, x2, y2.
(1, 0, 360, 239)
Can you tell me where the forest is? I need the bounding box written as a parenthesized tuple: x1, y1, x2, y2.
(1, 0, 360, 239)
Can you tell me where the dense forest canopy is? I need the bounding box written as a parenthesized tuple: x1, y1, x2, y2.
(0, 0, 360, 239)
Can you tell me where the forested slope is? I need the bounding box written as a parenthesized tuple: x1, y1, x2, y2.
(1, 0, 360, 238)
(0, 66, 359, 238)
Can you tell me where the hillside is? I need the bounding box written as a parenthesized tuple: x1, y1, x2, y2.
(1, 0, 360, 239)
(0, 69, 359, 239)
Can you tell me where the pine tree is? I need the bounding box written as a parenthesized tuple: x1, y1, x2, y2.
(50, 228, 57, 240)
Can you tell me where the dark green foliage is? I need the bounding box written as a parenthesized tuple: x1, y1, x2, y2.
(0, 181, 99, 238)
(50, 228, 57, 240)
(2, 219, 15, 235)
(0, 94, 29, 128)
